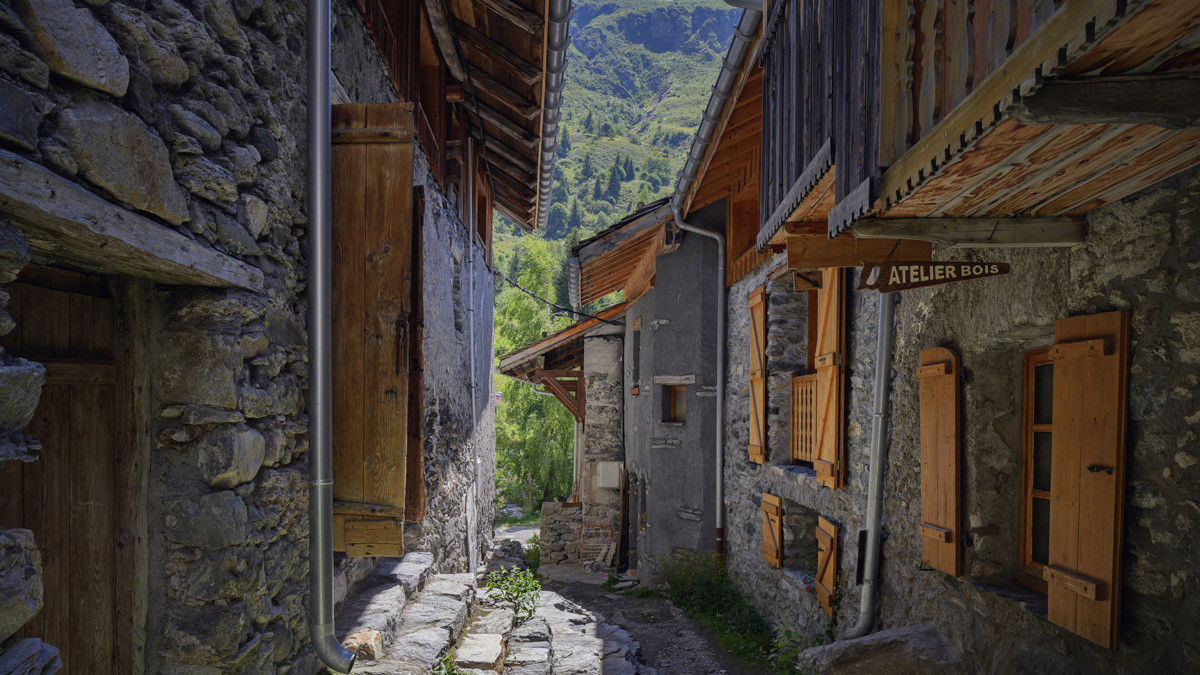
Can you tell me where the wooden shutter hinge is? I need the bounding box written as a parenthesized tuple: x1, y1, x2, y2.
(1048, 338, 1111, 361)
(815, 351, 843, 368)
(1043, 565, 1104, 600)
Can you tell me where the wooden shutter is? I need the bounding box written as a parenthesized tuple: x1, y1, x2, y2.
(917, 347, 961, 576)
(761, 493, 783, 567)
(815, 516, 838, 618)
(812, 268, 845, 487)
(331, 103, 415, 557)
(790, 372, 818, 462)
(1044, 310, 1129, 648)
(748, 286, 767, 463)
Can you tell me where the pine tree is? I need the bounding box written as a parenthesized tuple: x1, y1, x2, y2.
(607, 167, 621, 199)
(559, 127, 572, 155)
(612, 154, 623, 178)
(593, 175, 603, 200)
(584, 109, 595, 134)
(581, 153, 593, 179)
(624, 156, 635, 180)
(569, 199, 582, 229)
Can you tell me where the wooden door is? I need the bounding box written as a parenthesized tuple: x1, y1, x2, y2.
(0, 269, 117, 673)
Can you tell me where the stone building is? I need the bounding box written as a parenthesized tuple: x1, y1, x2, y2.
(0, 0, 563, 672)
(545, 2, 1200, 672)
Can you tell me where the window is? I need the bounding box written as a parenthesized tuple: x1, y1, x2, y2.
(788, 268, 845, 486)
(1020, 347, 1054, 585)
(662, 385, 686, 423)
(1018, 310, 1129, 649)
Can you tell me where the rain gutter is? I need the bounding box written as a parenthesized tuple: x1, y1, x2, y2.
(306, 0, 356, 670)
(536, 0, 573, 230)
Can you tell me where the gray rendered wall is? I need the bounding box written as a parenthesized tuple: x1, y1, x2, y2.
(624, 200, 721, 578)
(722, 170, 1200, 672)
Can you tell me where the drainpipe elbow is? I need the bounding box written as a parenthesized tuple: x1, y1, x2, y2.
(311, 622, 356, 673)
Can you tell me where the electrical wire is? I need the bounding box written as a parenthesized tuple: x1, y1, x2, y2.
(493, 268, 621, 325)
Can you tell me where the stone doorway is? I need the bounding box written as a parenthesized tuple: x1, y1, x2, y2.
(0, 266, 123, 673)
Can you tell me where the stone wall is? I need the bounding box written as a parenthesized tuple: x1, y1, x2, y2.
(721, 171, 1200, 671)
(539, 502, 582, 565)
(0, 1, 494, 672)
(579, 322, 624, 544)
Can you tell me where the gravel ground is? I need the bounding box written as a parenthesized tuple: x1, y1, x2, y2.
(541, 578, 769, 675)
(494, 523, 539, 543)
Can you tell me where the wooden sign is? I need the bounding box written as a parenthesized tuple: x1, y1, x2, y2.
(857, 260, 1010, 293)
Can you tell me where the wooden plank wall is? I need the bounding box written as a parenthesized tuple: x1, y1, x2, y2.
(760, 0, 832, 230)
(880, 0, 1063, 168)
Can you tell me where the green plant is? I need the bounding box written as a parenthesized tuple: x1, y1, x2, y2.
(524, 534, 541, 575)
(657, 551, 773, 665)
(769, 621, 819, 674)
(484, 567, 542, 621)
(601, 571, 621, 591)
(432, 651, 464, 675)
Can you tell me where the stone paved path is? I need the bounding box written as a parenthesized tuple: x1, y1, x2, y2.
(494, 523, 539, 543)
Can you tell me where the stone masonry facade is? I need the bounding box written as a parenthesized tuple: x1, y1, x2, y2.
(722, 170, 1200, 672)
(0, 1, 494, 673)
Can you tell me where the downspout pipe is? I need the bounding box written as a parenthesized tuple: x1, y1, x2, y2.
(671, 206, 727, 554)
(844, 291, 898, 639)
(306, 0, 355, 671)
(723, 0, 762, 9)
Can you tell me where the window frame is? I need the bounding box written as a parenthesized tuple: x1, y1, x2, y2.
(1019, 347, 1053, 593)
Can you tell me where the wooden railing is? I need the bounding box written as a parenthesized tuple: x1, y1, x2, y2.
(760, 0, 1065, 236)
(791, 372, 818, 463)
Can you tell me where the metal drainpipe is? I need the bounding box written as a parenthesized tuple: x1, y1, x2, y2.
(466, 139, 481, 575)
(535, 0, 573, 229)
(670, 206, 727, 554)
(306, 0, 355, 670)
(844, 291, 898, 639)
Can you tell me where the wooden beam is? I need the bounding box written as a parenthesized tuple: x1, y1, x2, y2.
(486, 151, 536, 184)
(0, 150, 262, 290)
(538, 374, 582, 421)
(463, 99, 537, 149)
(622, 244, 658, 303)
(478, 0, 544, 34)
(483, 134, 537, 174)
(786, 235, 933, 270)
(447, 83, 464, 102)
(487, 163, 536, 200)
(852, 217, 1086, 247)
(499, 302, 629, 373)
(533, 369, 583, 379)
(1010, 75, 1200, 129)
(468, 65, 539, 120)
(420, 0, 467, 80)
(457, 21, 542, 86)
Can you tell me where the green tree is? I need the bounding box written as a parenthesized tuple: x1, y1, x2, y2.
(494, 239, 575, 508)
(593, 175, 603, 200)
(581, 153, 594, 179)
(569, 199, 582, 231)
(559, 127, 572, 156)
(606, 167, 622, 200)
(624, 156, 635, 180)
(546, 203, 569, 238)
(584, 109, 595, 134)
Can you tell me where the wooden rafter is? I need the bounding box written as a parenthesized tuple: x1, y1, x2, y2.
(478, 0, 544, 34)
(536, 369, 584, 422)
(457, 21, 542, 86)
(468, 65, 540, 120)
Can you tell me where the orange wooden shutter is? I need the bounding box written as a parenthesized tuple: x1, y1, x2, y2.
(1044, 310, 1129, 648)
(761, 493, 783, 568)
(790, 372, 817, 462)
(815, 516, 838, 618)
(748, 286, 767, 463)
(331, 103, 415, 557)
(812, 268, 845, 487)
(917, 347, 961, 577)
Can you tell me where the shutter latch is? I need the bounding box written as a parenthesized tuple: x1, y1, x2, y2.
(1087, 464, 1114, 475)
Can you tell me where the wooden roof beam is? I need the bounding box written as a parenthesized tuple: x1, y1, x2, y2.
(468, 65, 540, 120)
(458, 21, 542, 86)
(1010, 74, 1200, 129)
(421, 0, 467, 80)
(463, 100, 538, 150)
(478, 0, 544, 34)
(852, 217, 1086, 247)
(483, 134, 537, 174)
(786, 235, 933, 270)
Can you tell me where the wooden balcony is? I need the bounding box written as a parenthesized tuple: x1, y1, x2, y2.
(758, 0, 1200, 249)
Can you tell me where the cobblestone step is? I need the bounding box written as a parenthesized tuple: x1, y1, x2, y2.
(336, 551, 435, 660)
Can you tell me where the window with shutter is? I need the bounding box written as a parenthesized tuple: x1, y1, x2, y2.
(1040, 310, 1129, 649)
(761, 493, 783, 568)
(331, 103, 416, 557)
(815, 516, 838, 618)
(748, 286, 767, 463)
(811, 268, 845, 488)
(917, 347, 961, 577)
